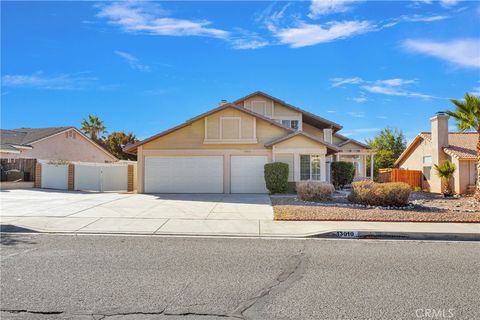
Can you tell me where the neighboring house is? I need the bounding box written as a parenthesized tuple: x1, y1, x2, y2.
(395, 112, 478, 194)
(125, 91, 374, 194)
(0, 127, 117, 163)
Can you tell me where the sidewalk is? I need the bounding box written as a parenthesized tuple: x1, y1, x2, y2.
(1, 216, 479, 240)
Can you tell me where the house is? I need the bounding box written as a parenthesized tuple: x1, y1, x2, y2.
(0, 127, 117, 162)
(395, 112, 478, 194)
(125, 91, 374, 193)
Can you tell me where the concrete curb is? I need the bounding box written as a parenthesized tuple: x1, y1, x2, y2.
(312, 230, 480, 241)
(1, 228, 479, 241)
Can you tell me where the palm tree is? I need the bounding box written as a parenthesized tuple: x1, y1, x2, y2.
(434, 161, 456, 196)
(446, 93, 480, 199)
(81, 115, 106, 141)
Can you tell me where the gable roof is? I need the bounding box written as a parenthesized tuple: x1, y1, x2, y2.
(264, 131, 340, 154)
(1, 127, 72, 147)
(395, 132, 478, 166)
(421, 132, 478, 160)
(233, 91, 343, 132)
(124, 103, 294, 153)
(333, 132, 371, 149)
(0, 127, 117, 159)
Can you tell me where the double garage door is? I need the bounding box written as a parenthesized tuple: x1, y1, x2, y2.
(144, 156, 268, 193)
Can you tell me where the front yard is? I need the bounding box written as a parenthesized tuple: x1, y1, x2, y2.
(272, 192, 480, 223)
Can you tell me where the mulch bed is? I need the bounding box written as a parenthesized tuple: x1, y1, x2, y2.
(272, 198, 480, 223)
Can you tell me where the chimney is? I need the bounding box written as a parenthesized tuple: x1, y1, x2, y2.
(219, 99, 228, 106)
(431, 111, 449, 166)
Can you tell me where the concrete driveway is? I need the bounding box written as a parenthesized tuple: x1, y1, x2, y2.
(2, 189, 479, 238)
(0, 189, 273, 235)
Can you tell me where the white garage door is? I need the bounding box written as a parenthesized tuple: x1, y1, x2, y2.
(144, 156, 223, 193)
(231, 156, 268, 193)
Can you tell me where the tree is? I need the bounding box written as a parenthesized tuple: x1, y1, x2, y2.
(446, 93, 480, 200)
(366, 128, 406, 178)
(434, 161, 456, 196)
(104, 131, 138, 160)
(81, 115, 106, 141)
(331, 161, 355, 189)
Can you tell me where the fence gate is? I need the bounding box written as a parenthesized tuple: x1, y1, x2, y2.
(41, 163, 69, 190)
(74, 163, 128, 192)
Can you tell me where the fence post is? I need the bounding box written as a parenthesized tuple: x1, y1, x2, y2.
(68, 164, 75, 191)
(34, 163, 42, 188)
(127, 164, 134, 192)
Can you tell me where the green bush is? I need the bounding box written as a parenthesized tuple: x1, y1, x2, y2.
(331, 161, 355, 189)
(296, 181, 335, 202)
(264, 162, 289, 194)
(348, 180, 411, 207)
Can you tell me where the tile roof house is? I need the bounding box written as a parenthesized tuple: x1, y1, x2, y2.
(395, 113, 478, 194)
(125, 91, 374, 194)
(0, 127, 117, 162)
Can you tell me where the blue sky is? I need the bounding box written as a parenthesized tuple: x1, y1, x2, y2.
(1, 0, 479, 142)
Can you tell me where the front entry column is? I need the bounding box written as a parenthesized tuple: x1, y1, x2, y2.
(370, 153, 374, 180)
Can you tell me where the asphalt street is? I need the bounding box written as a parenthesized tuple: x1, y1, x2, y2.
(1, 234, 479, 320)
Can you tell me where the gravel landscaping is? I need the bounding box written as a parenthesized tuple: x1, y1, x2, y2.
(272, 192, 480, 223)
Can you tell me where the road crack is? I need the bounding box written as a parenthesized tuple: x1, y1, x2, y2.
(230, 242, 308, 319)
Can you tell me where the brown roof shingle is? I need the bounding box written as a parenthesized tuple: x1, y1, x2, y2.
(420, 132, 478, 160)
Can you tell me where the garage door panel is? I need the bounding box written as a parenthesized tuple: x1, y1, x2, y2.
(231, 156, 268, 194)
(145, 156, 223, 193)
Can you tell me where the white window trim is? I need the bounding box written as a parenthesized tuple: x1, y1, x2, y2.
(281, 119, 299, 130)
(300, 154, 321, 181)
(219, 117, 241, 140)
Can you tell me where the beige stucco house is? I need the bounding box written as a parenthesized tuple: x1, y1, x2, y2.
(126, 91, 374, 194)
(0, 127, 117, 162)
(395, 112, 478, 194)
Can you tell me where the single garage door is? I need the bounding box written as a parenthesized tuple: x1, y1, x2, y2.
(144, 156, 223, 193)
(230, 156, 268, 193)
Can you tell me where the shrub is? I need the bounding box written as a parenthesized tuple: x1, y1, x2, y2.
(264, 162, 289, 194)
(331, 162, 355, 189)
(348, 180, 411, 207)
(47, 159, 70, 166)
(296, 181, 335, 202)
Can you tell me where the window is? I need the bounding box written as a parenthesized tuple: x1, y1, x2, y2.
(300, 155, 321, 180)
(423, 166, 431, 181)
(281, 120, 299, 130)
(300, 155, 310, 180)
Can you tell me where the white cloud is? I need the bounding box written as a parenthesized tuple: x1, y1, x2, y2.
(440, 0, 459, 7)
(229, 29, 269, 50)
(330, 77, 363, 87)
(375, 78, 416, 86)
(330, 76, 435, 100)
(361, 85, 434, 99)
(327, 110, 337, 113)
(352, 96, 367, 103)
(402, 39, 480, 69)
(308, 0, 361, 18)
(97, 2, 229, 39)
(347, 111, 365, 118)
(470, 86, 480, 96)
(114, 51, 151, 72)
(1, 72, 97, 90)
(274, 20, 372, 48)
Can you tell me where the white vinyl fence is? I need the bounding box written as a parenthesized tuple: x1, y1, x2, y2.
(41, 163, 69, 190)
(37, 160, 135, 192)
(74, 163, 128, 192)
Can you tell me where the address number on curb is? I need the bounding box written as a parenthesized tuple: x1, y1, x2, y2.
(336, 231, 359, 238)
